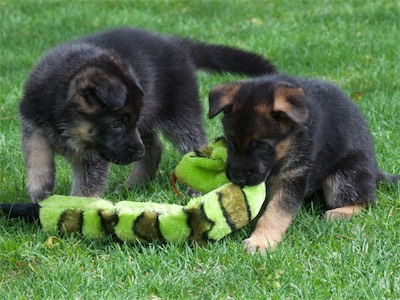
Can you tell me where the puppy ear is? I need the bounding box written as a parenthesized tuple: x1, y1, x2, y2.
(208, 83, 241, 118)
(273, 82, 309, 125)
(96, 80, 128, 110)
(126, 69, 144, 98)
(79, 80, 127, 111)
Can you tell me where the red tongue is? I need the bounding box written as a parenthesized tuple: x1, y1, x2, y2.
(171, 173, 183, 199)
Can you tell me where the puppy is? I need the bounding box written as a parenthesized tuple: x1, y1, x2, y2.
(20, 27, 277, 203)
(208, 73, 399, 253)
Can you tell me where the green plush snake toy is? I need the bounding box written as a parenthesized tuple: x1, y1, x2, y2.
(1, 138, 265, 244)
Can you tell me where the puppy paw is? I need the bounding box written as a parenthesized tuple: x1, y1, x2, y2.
(112, 184, 126, 196)
(325, 210, 349, 221)
(125, 168, 153, 189)
(28, 188, 52, 204)
(325, 204, 364, 221)
(243, 235, 277, 254)
(28, 181, 54, 203)
(183, 186, 202, 198)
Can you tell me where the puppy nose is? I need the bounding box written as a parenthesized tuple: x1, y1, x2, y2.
(129, 145, 145, 161)
(232, 177, 247, 187)
(228, 171, 250, 186)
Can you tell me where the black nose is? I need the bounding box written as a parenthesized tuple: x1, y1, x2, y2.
(231, 178, 247, 187)
(227, 168, 250, 186)
(229, 172, 253, 186)
(227, 166, 267, 186)
(129, 146, 145, 161)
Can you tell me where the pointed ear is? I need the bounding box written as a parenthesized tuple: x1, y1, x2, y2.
(273, 82, 309, 125)
(208, 83, 241, 118)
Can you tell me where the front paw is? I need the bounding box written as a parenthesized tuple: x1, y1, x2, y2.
(27, 170, 55, 203)
(243, 235, 278, 254)
(28, 183, 53, 203)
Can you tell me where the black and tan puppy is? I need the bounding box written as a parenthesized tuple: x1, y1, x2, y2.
(21, 27, 276, 203)
(209, 73, 399, 253)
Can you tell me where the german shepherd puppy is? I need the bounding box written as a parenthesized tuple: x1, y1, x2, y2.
(208, 73, 399, 253)
(21, 27, 276, 203)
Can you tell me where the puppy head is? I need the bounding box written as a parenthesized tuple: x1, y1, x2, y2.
(64, 58, 145, 164)
(209, 79, 309, 186)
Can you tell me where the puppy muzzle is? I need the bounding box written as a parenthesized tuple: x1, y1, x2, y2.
(226, 166, 269, 186)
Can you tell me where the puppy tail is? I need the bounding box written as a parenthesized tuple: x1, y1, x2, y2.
(180, 39, 277, 76)
(377, 171, 400, 185)
(0, 203, 40, 223)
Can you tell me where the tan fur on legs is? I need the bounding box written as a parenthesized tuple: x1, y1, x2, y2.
(325, 203, 366, 221)
(23, 128, 55, 203)
(243, 188, 293, 253)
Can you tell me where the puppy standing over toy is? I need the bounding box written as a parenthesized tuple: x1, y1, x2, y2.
(20, 27, 276, 203)
(209, 73, 399, 253)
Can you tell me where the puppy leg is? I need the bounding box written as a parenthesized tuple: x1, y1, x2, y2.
(325, 204, 366, 220)
(22, 128, 55, 203)
(244, 183, 300, 253)
(159, 80, 207, 154)
(70, 156, 109, 197)
(323, 168, 375, 221)
(125, 133, 162, 187)
(163, 116, 207, 154)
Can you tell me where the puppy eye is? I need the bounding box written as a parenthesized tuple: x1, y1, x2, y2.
(272, 111, 289, 120)
(258, 143, 268, 150)
(110, 123, 122, 129)
(110, 120, 124, 129)
(109, 116, 128, 129)
(251, 140, 269, 151)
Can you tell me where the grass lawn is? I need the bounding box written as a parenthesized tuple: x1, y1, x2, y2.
(0, 0, 399, 298)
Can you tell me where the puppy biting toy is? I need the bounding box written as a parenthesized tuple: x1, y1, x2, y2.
(0, 138, 266, 244)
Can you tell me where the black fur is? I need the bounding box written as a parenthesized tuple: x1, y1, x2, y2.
(20, 27, 276, 203)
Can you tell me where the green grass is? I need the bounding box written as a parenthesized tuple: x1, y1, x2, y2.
(0, 0, 399, 298)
